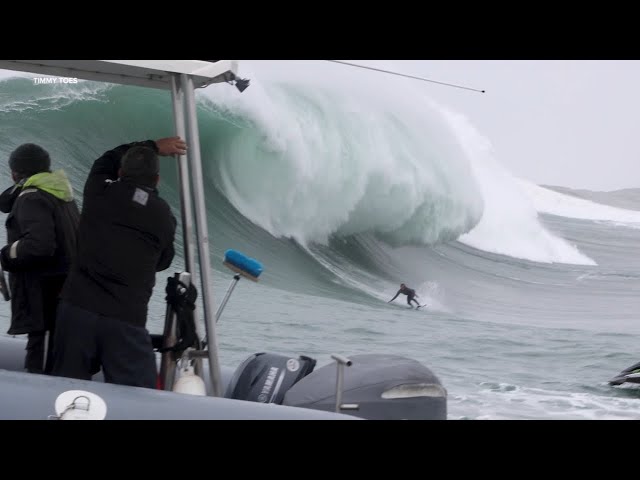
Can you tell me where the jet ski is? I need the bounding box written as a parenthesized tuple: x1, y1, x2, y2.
(608, 361, 640, 386)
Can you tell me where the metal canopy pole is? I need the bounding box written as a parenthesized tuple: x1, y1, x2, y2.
(181, 73, 223, 397)
(170, 75, 204, 379)
(170, 76, 197, 280)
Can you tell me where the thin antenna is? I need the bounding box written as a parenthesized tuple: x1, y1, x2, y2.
(326, 60, 485, 94)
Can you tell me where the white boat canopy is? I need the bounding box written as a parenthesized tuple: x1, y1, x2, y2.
(0, 60, 239, 90)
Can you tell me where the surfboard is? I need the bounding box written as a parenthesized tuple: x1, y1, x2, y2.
(388, 302, 427, 310)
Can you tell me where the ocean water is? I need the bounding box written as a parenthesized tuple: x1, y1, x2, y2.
(1, 63, 639, 419)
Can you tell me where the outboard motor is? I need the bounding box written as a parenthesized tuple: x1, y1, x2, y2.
(282, 354, 447, 420)
(225, 353, 316, 404)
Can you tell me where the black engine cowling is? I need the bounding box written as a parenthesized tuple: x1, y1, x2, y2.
(225, 352, 316, 404)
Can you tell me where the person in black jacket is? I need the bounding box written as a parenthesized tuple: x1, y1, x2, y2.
(0, 144, 80, 374)
(52, 137, 185, 388)
(388, 283, 422, 308)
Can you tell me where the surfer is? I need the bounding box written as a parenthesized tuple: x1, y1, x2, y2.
(388, 283, 422, 308)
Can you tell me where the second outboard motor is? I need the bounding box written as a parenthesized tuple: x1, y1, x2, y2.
(225, 352, 316, 404)
(283, 354, 448, 420)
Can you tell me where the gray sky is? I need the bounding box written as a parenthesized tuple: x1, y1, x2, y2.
(370, 60, 640, 192)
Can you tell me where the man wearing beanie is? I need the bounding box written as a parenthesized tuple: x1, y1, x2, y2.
(52, 137, 185, 389)
(0, 143, 80, 374)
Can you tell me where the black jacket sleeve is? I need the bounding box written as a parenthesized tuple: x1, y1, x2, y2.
(156, 212, 177, 272)
(157, 243, 175, 272)
(0, 194, 56, 272)
(84, 140, 159, 198)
